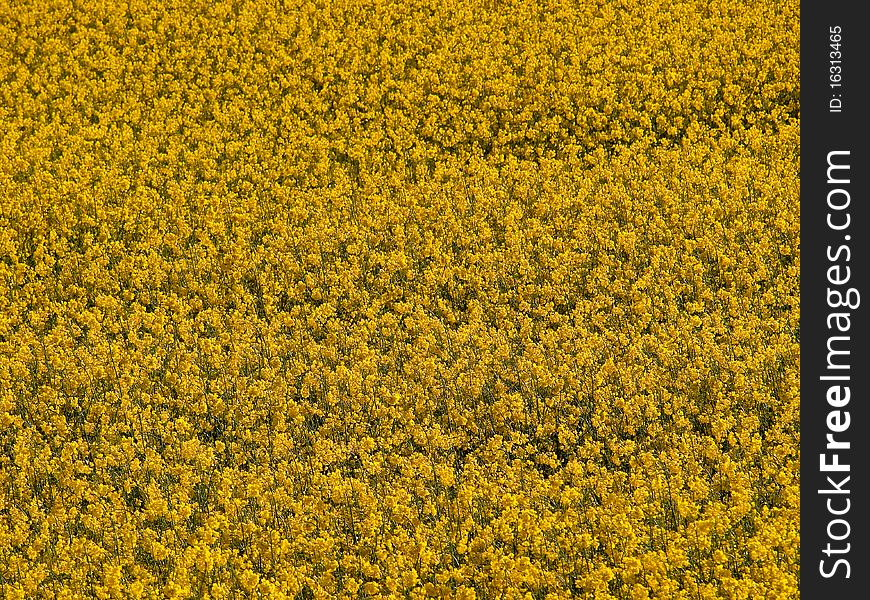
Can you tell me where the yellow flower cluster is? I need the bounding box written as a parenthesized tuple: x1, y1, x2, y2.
(0, 0, 798, 598)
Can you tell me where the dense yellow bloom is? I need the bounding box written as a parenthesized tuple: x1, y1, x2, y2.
(0, 0, 798, 598)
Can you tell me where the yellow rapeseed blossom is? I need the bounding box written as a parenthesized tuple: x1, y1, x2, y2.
(0, 0, 797, 598)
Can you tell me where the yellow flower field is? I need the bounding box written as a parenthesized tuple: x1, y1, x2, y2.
(0, 0, 799, 598)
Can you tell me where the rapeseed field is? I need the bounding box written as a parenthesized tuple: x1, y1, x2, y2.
(0, 0, 799, 598)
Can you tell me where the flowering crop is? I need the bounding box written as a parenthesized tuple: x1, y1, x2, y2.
(0, 0, 798, 598)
